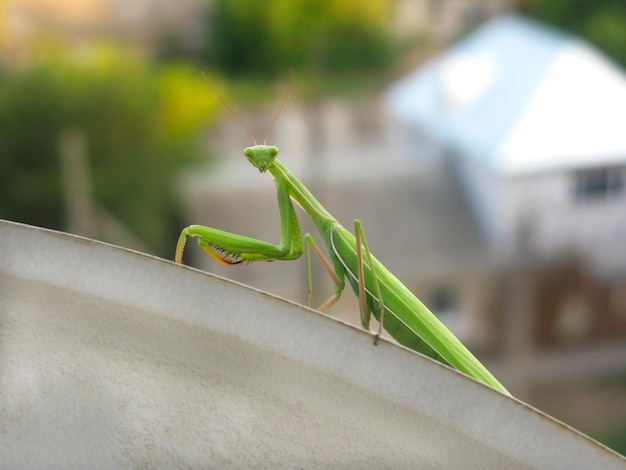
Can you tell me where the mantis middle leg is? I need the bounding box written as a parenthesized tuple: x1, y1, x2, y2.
(354, 220, 386, 344)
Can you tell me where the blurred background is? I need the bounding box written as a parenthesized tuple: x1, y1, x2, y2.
(1, 0, 625, 455)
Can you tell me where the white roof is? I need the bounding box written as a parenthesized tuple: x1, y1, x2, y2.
(387, 15, 626, 174)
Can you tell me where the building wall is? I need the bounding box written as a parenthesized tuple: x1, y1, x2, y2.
(501, 166, 626, 275)
(454, 153, 626, 277)
(449, 151, 502, 248)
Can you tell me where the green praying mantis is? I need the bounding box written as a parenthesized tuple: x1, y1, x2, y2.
(175, 88, 511, 396)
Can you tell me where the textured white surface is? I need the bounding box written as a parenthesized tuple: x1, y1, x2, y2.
(0, 219, 623, 468)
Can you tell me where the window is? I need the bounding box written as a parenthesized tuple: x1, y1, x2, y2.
(428, 284, 459, 317)
(573, 167, 624, 201)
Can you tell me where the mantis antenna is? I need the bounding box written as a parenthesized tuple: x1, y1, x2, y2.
(201, 72, 258, 145)
(263, 75, 294, 145)
(202, 71, 295, 146)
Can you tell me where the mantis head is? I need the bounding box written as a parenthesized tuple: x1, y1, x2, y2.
(244, 145, 279, 173)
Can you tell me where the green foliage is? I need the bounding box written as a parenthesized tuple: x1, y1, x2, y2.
(521, 0, 626, 68)
(583, 7, 626, 68)
(0, 65, 79, 231)
(205, 0, 397, 79)
(0, 46, 223, 256)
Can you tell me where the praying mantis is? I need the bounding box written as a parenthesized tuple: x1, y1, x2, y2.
(175, 89, 510, 396)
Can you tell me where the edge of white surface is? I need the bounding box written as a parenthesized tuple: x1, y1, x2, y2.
(1, 219, 624, 467)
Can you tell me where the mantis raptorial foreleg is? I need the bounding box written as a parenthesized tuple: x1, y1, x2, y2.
(175, 174, 303, 265)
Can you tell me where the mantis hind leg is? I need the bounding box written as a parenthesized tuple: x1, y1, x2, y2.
(304, 233, 345, 312)
(354, 220, 385, 344)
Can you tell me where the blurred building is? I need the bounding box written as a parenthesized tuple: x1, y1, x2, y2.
(387, 14, 626, 274)
(387, 15, 626, 396)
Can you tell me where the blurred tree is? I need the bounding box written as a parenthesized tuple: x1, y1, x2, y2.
(0, 45, 224, 256)
(520, 0, 626, 68)
(583, 7, 626, 68)
(204, 0, 397, 79)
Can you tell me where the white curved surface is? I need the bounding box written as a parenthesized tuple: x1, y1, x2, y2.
(0, 219, 623, 468)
